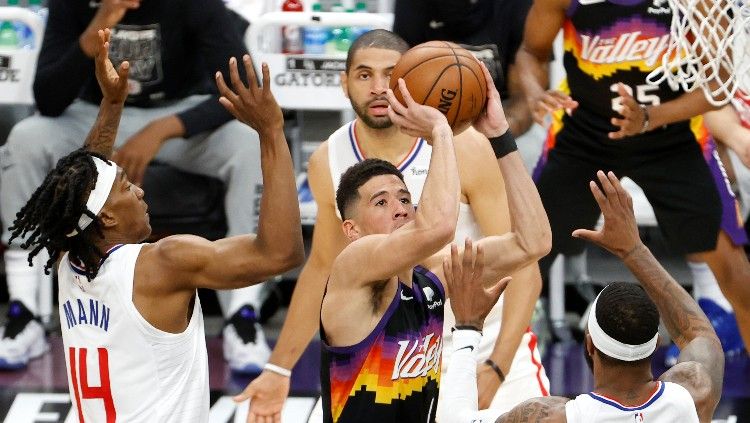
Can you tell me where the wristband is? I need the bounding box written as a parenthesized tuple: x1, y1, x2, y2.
(489, 130, 518, 158)
(264, 363, 292, 378)
(639, 105, 650, 134)
(483, 359, 505, 383)
(452, 325, 483, 335)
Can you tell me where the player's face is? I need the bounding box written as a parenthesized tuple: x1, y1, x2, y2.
(347, 174, 414, 238)
(101, 168, 151, 242)
(343, 48, 402, 129)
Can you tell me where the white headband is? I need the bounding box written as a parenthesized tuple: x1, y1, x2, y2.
(66, 156, 117, 237)
(587, 286, 658, 362)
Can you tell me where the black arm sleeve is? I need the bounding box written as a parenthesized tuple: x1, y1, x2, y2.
(177, 0, 250, 138)
(33, 0, 94, 116)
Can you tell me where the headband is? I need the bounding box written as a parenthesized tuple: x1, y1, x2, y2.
(66, 156, 117, 237)
(588, 286, 658, 361)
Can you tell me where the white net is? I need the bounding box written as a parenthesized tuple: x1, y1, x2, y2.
(646, 0, 750, 107)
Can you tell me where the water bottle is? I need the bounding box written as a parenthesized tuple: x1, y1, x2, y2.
(7, 0, 34, 49)
(303, 2, 328, 54)
(281, 0, 304, 54)
(0, 21, 19, 50)
(326, 3, 350, 55)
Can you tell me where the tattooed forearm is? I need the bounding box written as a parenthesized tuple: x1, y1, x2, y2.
(623, 245, 723, 399)
(495, 397, 568, 423)
(623, 245, 714, 346)
(84, 101, 124, 158)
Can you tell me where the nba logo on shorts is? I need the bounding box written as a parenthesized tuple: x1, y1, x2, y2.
(422, 287, 435, 302)
(634, 412, 644, 422)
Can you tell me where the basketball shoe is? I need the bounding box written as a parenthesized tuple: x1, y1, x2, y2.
(223, 304, 271, 374)
(0, 300, 49, 370)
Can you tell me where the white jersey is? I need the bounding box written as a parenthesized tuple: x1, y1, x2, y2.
(327, 120, 548, 415)
(565, 381, 699, 423)
(58, 243, 209, 423)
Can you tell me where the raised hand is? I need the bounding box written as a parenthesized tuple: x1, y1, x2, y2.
(94, 28, 129, 105)
(572, 171, 644, 258)
(443, 239, 510, 330)
(386, 78, 450, 142)
(473, 61, 509, 138)
(609, 83, 648, 139)
(215, 55, 284, 137)
(233, 371, 289, 423)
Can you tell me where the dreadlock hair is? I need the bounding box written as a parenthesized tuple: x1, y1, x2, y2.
(336, 158, 405, 220)
(8, 148, 110, 280)
(595, 282, 660, 366)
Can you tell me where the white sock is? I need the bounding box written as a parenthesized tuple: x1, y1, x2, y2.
(4, 249, 40, 315)
(219, 284, 265, 318)
(689, 261, 733, 312)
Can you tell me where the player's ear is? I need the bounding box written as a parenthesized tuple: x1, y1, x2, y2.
(342, 219, 360, 240)
(341, 71, 350, 99)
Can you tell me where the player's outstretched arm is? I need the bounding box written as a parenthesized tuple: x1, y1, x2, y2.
(148, 55, 304, 291)
(572, 171, 723, 423)
(84, 28, 129, 158)
(235, 145, 349, 421)
(331, 79, 460, 286)
(471, 62, 552, 284)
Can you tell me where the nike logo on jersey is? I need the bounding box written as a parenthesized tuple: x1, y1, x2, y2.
(578, 0, 606, 4)
(400, 292, 413, 301)
(580, 32, 670, 66)
(455, 345, 474, 353)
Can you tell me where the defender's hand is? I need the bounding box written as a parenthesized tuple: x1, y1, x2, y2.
(572, 171, 644, 258)
(215, 55, 284, 138)
(443, 239, 510, 329)
(94, 29, 129, 105)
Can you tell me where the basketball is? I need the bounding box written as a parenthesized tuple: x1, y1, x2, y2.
(389, 41, 487, 134)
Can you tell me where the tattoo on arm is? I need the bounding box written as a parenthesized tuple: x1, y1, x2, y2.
(84, 102, 124, 158)
(624, 247, 723, 401)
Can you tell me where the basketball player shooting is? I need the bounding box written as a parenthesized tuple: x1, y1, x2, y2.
(316, 60, 551, 422)
(440, 171, 723, 423)
(6, 29, 303, 421)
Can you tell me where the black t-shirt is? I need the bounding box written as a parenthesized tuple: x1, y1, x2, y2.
(393, 0, 532, 99)
(33, 0, 249, 137)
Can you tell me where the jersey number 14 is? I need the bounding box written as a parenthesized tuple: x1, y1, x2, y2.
(68, 347, 116, 423)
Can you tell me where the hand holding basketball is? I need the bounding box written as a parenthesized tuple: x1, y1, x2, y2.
(389, 41, 487, 134)
(386, 78, 451, 142)
(473, 61, 509, 139)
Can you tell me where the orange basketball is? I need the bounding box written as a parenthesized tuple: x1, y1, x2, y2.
(390, 41, 487, 134)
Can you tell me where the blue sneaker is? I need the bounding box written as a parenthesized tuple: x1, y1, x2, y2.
(665, 298, 744, 366)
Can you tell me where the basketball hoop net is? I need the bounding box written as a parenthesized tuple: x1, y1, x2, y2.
(647, 0, 750, 110)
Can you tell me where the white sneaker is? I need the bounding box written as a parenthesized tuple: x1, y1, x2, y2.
(222, 305, 271, 374)
(0, 301, 49, 370)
